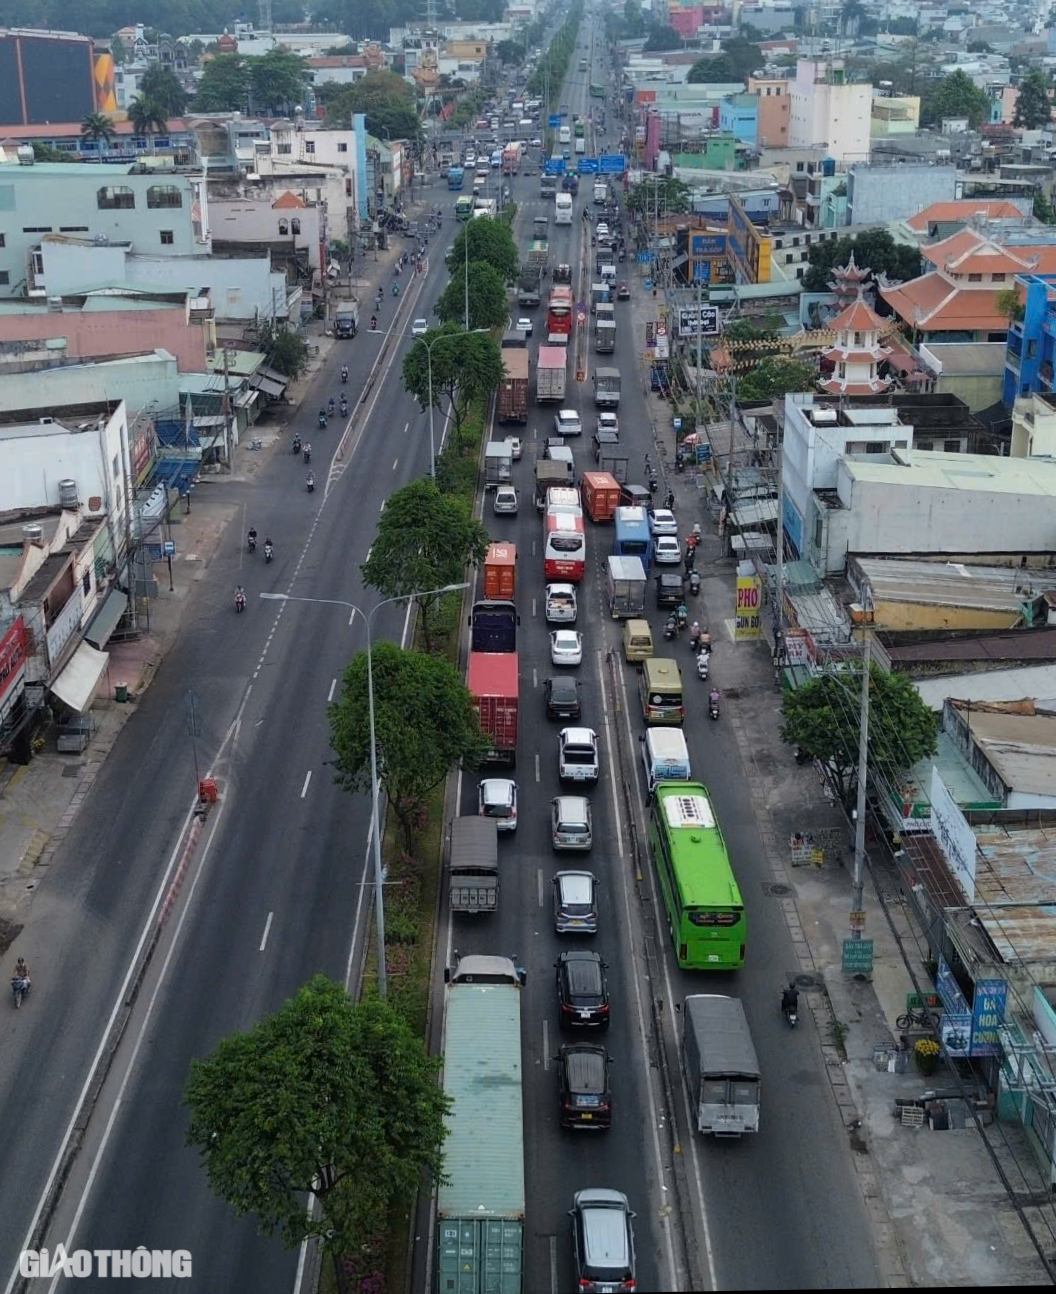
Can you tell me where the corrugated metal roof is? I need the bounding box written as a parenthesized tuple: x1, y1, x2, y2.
(915, 665, 1056, 712)
(437, 985, 524, 1219)
(953, 708, 1056, 796)
(974, 827, 1056, 965)
(854, 556, 1055, 614)
(885, 627, 1056, 665)
(845, 451, 1056, 496)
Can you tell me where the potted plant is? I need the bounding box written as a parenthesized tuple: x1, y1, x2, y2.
(915, 1037, 941, 1076)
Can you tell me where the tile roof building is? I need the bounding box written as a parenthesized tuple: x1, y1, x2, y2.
(819, 295, 892, 396)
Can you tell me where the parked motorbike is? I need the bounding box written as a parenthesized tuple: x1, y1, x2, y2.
(10, 976, 29, 1009)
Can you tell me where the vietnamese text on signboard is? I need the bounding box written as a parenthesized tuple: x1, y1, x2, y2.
(692, 233, 727, 258)
(735, 572, 762, 640)
(930, 767, 977, 902)
(677, 305, 720, 337)
(0, 615, 28, 721)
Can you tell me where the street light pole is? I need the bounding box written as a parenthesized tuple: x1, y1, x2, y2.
(259, 583, 468, 996)
(464, 220, 470, 331)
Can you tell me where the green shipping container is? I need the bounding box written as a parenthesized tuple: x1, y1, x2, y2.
(437, 1218, 523, 1294)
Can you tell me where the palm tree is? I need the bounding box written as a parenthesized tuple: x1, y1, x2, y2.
(80, 112, 115, 150)
(128, 96, 169, 153)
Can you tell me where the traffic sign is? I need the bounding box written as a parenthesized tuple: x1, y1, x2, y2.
(544, 159, 565, 175)
(637, 250, 654, 263)
(548, 114, 560, 128)
(162, 539, 176, 557)
(578, 158, 599, 173)
(600, 154, 626, 174)
(842, 938, 874, 975)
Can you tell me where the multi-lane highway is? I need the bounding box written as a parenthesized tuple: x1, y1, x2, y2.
(0, 7, 883, 1292)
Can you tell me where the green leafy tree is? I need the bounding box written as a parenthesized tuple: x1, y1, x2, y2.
(31, 142, 78, 162)
(737, 356, 815, 401)
(330, 641, 488, 843)
(257, 322, 310, 379)
(436, 261, 508, 331)
(496, 40, 525, 64)
(626, 175, 691, 216)
(447, 216, 519, 285)
(109, 34, 127, 64)
(780, 663, 938, 805)
(325, 70, 422, 141)
(802, 229, 921, 292)
(966, 39, 992, 53)
(361, 477, 490, 655)
(80, 112, 115, 146)
(920, 69, 990, 129)
(1014, 70, 1053, 129)
(644, 24, 682, 52)
(722, 36, 764, 79)
(184, 977, 448, 1292)
(193, 53, 250, 112)
(128, 96, 169, 137)
(250, 49, 308, 115)
(140, 63, 187, 116)
(403, 325, 504, 452)
(888, 16, 918, 34)
(995, 287, 1024, 322)
(1034, 190, 1056, 225)
(687, 54, 736, 83)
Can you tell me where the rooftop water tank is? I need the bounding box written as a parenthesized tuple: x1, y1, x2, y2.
(58, 478, 79, 509)
(22, 523, 43, 544)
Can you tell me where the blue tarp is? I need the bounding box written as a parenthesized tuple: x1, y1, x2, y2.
(151, 458, 198, 494)
(155, 419, 200, 449)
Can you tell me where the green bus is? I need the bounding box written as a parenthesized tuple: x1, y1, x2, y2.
(649, 782, 745, 970)
(590, 83, 605, 98)
(454, 194, 475, 221)
(574, 120, 585, 138)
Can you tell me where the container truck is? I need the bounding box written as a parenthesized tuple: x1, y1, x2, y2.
(468, 652, 519, 765)
(517, 266, 542, 308)
(536, 346, 567, 403)
(447, 817, 499, 916)
(483, 542, 516, 600)
(534, 459, 570, 511)
(682, 994, 761, 1137)
(484, 441, 513, 489)
(540, 174, 558, 200)
(606, 554, 647, 618)
(498, 348, 529, 423)
(437, 954, 525, 1292)
(593, 367, 622, 407)
(502, 143, 521, 174)
(582, 471, 621, 523)
(470, 600, 518, 653)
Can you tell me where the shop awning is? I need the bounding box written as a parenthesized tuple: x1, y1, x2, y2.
(234, 389, 259, 409)
(50, 641, 109, 713)
(249, 373, 286, 398)
(83, 589, 128, 649)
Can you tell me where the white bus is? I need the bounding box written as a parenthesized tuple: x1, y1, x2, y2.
(555, 192, 573, 225)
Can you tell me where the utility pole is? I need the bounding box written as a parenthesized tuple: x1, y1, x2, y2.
(221, 347, 233, 469)
(852, 633, 870, 940)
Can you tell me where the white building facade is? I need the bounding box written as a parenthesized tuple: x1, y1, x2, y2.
(788, 60, 872, 164)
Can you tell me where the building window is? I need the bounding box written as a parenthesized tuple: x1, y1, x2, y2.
(796, 161, 804, 172)
(278, 143, 292, 154)
(866, 441, 884, 453)
(82, 568, 91, 597)
(854, 331, 863, 346)
(337, 141, 348, 152)
(0, 271, 9, 285)
(943, 439, 961, 453)
(992, 273, 1005, 282)
(814, 516, 823, 549)
(291, 217, 301, 235)
(968, 273, 982, 282)
(792, 236, 799, 247)
(98, 186, 135, 210)
(305, 140, 315, 154)
(278, 218, 289, 235)
(59, 226, 88, 232)
(0, 233, 5, 247)
(917, 440, 933, 451)
(160, 229, 174, 245)
(147, 184, 182, 209)
(22, 226, 52, 233)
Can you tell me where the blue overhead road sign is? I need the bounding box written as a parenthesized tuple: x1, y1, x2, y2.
(548, 114, 561, 128)
(544, 159, 565, 175)
(600, 154, 626, 174)
(578, 158, 599, 173)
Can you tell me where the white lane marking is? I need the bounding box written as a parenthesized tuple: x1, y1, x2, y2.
(379, 498, 386, 513)
(542, 1018, 550, 1069)
(392, 456, 399, 471)
(550, 1235, 558, 1294)
(300, 770, 312, 799)
(535, 753, 541, 783)
(259, 911, 274, 951)
(532, 597, 537, 618)
(46, 778, 236, 1292)
(537, 867, 545, 907)
(403, 420, 409, 435)
(532, 667, 538, 689)
(328, 677, 337, 703)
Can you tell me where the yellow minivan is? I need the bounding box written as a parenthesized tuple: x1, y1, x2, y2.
(623, 619, 654, 662)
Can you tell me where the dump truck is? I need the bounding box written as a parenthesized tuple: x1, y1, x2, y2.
(536, 346, 567, 403)
(498, 347, 529, 424)
(606, 554, 647, 618)
(467, 652, 519, 765)
(517, 265, 542, 308)
(437, 954, 525, 1292)
(447, 817, 499, 916)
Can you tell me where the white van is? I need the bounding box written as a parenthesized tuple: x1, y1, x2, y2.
(555, 192, 573, 225)
(639, 728, 691, 799)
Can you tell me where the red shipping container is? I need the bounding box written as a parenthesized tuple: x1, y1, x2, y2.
(467, 651, 519, 764)
(581, 471, 621, 523)
(483, 542, 517, 600)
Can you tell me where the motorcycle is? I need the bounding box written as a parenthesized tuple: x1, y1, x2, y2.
(648, 472, 658, 494)
(264, 542, 274, 564)
(675, 604, 688, 631)
(689, 571, 700, 596)
(11, 976, 29, 1009)
(663, 616, 677, 641)
(303, 446, 311, 464)
(235, 589, 246, 613)
(370, 316, 378, 332)
(708, 689, 720, 721)
(696, 652, 709, 681)
(306, 472, 315, 493)
(327, 398, 335, 416)
(392, 283, 400, 297)
(782, 996, 798, 1028)
(291, 435, 302, 456)
(318, 411, 327, 430)
(341, 367, 348, 384)
(339, 397, 348, 418)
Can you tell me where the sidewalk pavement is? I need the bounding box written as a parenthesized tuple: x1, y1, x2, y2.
(0, 209, 433, 950)
(643, 356, 1053, 1283)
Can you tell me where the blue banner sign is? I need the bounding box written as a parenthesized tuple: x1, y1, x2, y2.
(692, 233, 727, 258)
(637, 250, 654, 263)
(548, 114, 561, 128)
(544, 159, 565, 175)
(578, 158, 599, 173)
(600, 154, 626, 174)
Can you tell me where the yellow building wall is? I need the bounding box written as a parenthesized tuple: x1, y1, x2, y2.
(873, 600, 1023, 632)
